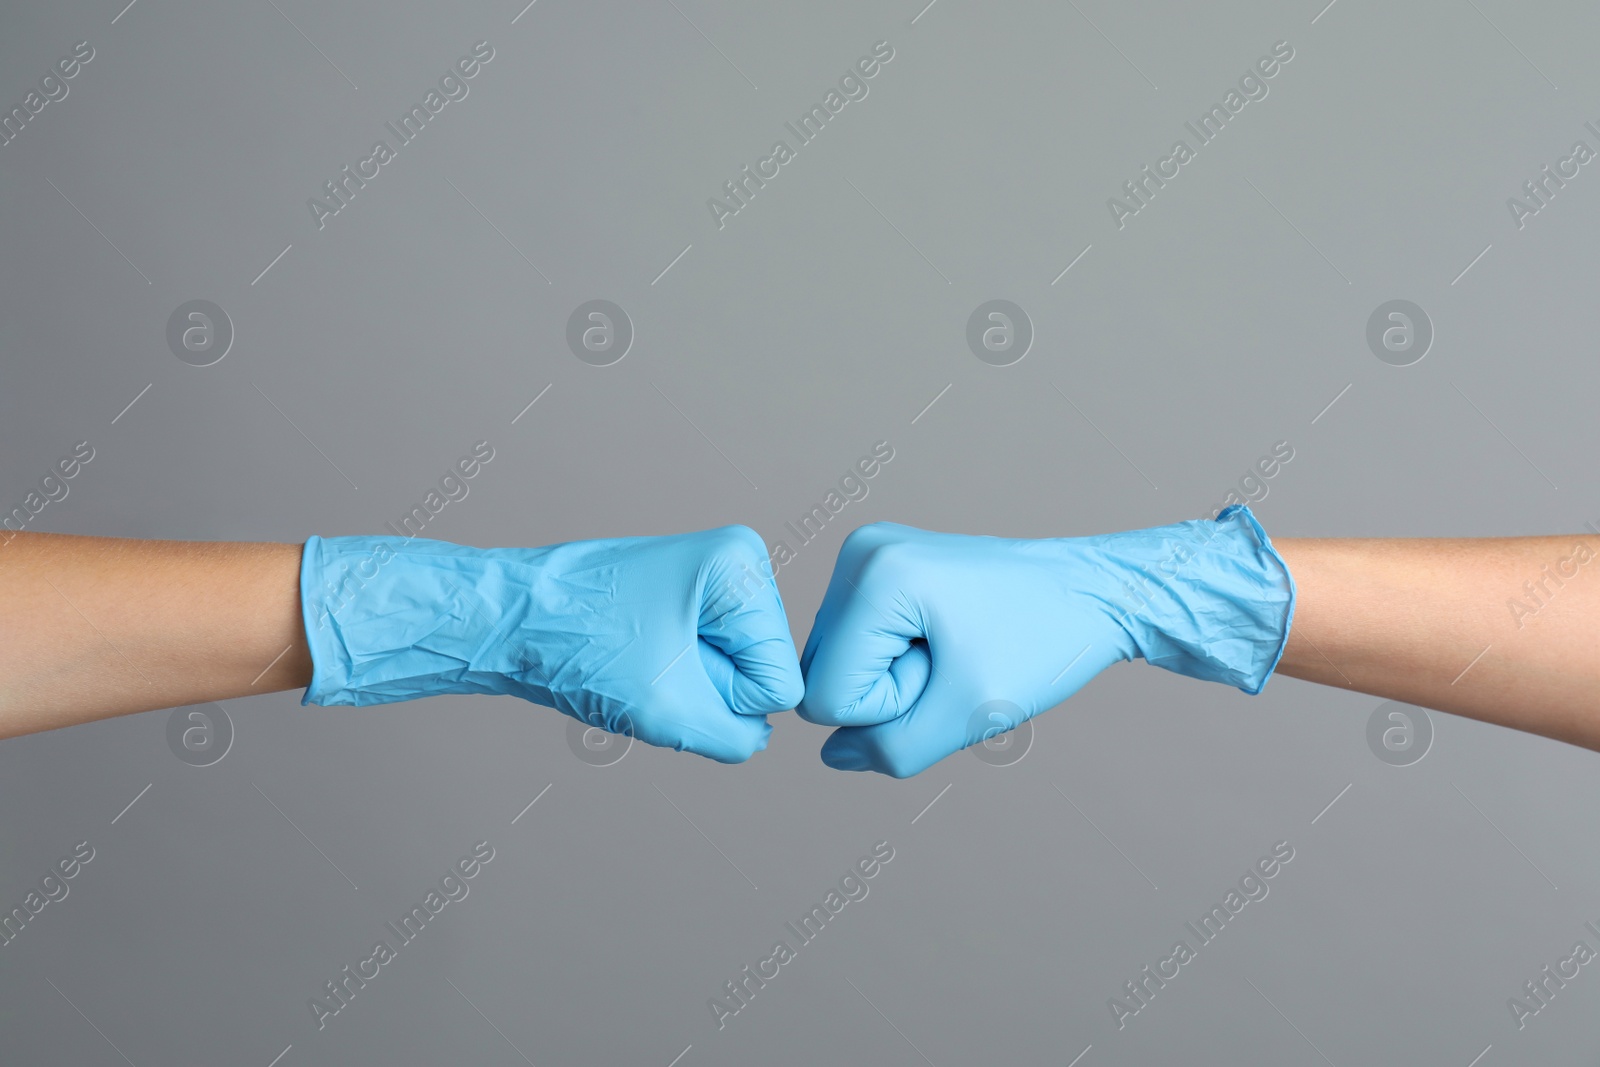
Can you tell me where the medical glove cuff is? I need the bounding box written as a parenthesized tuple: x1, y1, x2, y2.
(298, 534, 534, 708)
(1103, 504, 1296, 694)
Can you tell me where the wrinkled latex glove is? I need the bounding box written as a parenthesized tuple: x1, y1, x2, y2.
(299, 525, 803, 763)
(796, 505, 1295, 777)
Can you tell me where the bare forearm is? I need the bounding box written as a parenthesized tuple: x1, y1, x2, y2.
(0, 532, 311, 738)
(1274, 536, 1600, 750)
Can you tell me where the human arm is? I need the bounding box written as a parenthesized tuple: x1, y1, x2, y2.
(0, 532, 312, 738)
(1273, 534, 1600, 750)
(796, 507, 1600, 776)
(0, 526, 803, 761)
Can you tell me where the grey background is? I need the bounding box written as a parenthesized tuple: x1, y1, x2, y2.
(2, 0, 1598, 1063)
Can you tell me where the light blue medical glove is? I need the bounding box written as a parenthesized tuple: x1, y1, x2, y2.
(796, 505, 1296, 777)
(299, 525, 803, 764)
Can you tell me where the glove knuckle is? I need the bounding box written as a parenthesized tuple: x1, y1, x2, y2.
(796, 698, 843, 726)
(839, 523, 898, 561)
(770, 673, 805, 710)
(709, 524, 765, 560)
(853, 540, 919, 587)
(880, 749, 921, 779)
